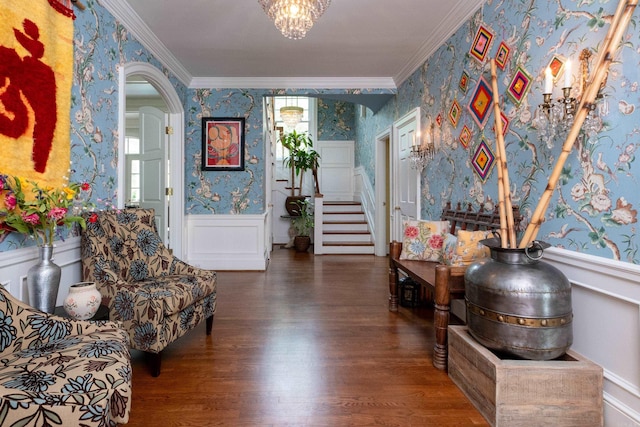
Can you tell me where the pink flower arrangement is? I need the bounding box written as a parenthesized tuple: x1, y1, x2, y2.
(0, 175, 90, 246)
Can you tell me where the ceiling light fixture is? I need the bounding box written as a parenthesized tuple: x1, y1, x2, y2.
(259, 0, 331, 40)
(280, 106, 304, 128)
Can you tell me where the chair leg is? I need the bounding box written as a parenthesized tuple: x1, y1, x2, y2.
(206, 314, 214, 336)
(147, 351, 162, 377)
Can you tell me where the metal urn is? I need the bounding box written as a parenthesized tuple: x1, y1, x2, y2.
(464, 238, 573, 360)
(27, 245, 61, 314)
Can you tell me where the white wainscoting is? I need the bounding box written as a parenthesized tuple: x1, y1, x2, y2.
(0, 238, 83, 304)
(544, 247, 640, 427)
(186, 213, 270, 271)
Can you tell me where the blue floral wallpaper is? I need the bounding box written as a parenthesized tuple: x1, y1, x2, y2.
(317, 99, 355, 140)
(356, 0, 640, 263)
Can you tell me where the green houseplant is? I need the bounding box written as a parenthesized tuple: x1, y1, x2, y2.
(281, 130, 320, 215)
(290, 198, 314, 252)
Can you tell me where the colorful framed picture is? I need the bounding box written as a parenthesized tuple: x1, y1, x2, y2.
(459, 125, 472, 149)
(548, 54, 566, 81)
(471, 137, 496, 182)
(436, 113, 443, 127)
(507, 66, 532, 106)
(469, 24, 494, 63)
(201, 117, 246, 171)
(492, 111, 510, 136)
(468, 76, 493, 129)
(448, 100, 461, 128)
(459, 70, 470, 93)
(495, 41, 510, 70)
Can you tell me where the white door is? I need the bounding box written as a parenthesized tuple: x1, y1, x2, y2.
(316, 140, 354, 201)
(391, 108, 420, 241)
(139, 106, 168, 243)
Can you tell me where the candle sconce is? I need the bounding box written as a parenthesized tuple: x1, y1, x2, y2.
(409, 122, 437, 170)
(533, 48, 605, 148)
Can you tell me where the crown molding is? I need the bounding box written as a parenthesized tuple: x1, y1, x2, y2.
(189, 76, 397, 90)
(99, 0, 192, 86)
(394, 0, 484, 86)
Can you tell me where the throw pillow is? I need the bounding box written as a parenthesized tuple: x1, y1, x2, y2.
(449, 229, 494, 266)
(399, 220, 449, 261)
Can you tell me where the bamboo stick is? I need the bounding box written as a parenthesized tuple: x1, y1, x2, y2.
(519, 0, 638, 248)
(490, 59, 509, 248)
(490, 59, 518, 248)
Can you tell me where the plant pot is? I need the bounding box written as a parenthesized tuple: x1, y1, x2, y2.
(293, 236, 311, 252)
(286, 195, 306, 216)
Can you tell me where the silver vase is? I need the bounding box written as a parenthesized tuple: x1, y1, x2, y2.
(27, 245, 61, 314)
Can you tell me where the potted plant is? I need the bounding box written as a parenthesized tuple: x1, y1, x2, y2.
(281, 130, 320, 215)
(290, 198, 314, 252)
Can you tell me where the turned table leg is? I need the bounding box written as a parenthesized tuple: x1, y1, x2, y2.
(433, 264, 451, 371)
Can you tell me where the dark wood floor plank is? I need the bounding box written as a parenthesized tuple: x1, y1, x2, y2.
(127, 248, 488, 426)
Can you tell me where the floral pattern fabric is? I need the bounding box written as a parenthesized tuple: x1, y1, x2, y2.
(80, 209, 217, 355)
(442, 230, 494, 266)
(0, 286, 131, 426)
(398, 220, 449, 261)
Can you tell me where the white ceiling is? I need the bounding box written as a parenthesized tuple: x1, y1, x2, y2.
(101, 0, 485, 89)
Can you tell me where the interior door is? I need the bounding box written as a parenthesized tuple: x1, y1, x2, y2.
(391, 108, 420, 241)
(139, 106, 168, 243)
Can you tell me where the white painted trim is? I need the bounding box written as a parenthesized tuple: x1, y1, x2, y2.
(394, 0, 483, 86)
(186, 214, 269, 271)
(189, 76, 397, 90)
(374, 127, 391, 257)
(118, 62, 186, 260)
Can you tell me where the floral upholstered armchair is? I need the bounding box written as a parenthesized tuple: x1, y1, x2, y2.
(80, 208, 217, 376)
(0, 285, 131, 426)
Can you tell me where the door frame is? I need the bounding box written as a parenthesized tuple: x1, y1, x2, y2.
(374, 127, 391, 256)
(118, 62, 185, 259)
(390, 107, 421, 242)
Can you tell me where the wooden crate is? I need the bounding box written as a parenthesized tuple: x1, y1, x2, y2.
(448, 325, 603, 427)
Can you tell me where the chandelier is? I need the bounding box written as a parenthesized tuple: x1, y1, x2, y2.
(259, 0, 331, 40)
(280, 106, 304, 128)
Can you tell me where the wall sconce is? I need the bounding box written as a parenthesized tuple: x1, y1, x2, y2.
(409, 122, 437, 170)
(533, 48, 605, 148)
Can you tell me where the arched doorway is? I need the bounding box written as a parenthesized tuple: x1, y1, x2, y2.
(118, 62, 186, 259)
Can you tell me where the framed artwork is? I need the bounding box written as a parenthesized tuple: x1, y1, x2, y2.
(507, 66, 532, 106)
(448, 100, 461, 128)
(495, 41, 510, 70)
(492, 111, 510, 136)
(548, 54, 566, 81)
(459, 125, 472, 149)
(436, 113, 443, 127)
(459, 71, 470, 93)
(469, 24, 494, 63)
(468, 76, 493, 129)
(471, 137, 496, 182)
(201, 117, 245, 171)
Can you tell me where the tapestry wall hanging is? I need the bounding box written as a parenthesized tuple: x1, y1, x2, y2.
(507, 66, 533, 106)
(0, 0, 74, 189)
(469, 24, 494, 63)
(471, 137, 496, 182)
(468, 76, 494, 129)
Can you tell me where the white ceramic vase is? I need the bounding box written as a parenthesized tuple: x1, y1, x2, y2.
(63, 282, 102, 320)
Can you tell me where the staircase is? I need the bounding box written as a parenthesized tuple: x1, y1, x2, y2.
(320, 201, 374, 254)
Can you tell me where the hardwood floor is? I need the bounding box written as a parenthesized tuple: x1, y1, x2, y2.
(127, 247, 488, 426)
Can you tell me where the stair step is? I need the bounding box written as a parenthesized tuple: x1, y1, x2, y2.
(323, 202, 363, 214)
(321, 245, 375, 255)
(323, 233, 372, 243)
(324, 241, 374, 246)
(323, 213, 365, 221)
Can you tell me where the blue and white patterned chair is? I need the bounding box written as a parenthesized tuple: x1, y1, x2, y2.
(80, 208, 217, 377)
(0, 285, 131, 426)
